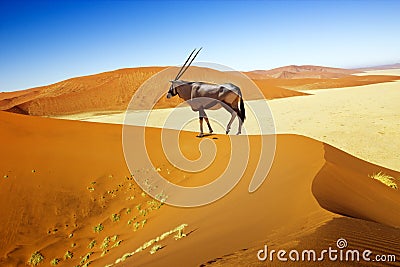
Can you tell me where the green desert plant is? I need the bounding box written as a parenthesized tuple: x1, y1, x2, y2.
(126, 208, 131, 214)
(101, 236, 111, 250)
(80, 252, 93, 265)
(93, 223, 104, 233)
(147, 199, 162, 210)
(174, 227, 186, 240)
(28, 251, 44, 266)
(87, 186, 95, 192)
(155, 191, 168, 203)
(101, 250, 109, 257)
(149, 244, 163, 254)
(113, 223, 188, 265)
(111, 235, 118, 242)
(111, 213, 120, 222)
(133, 221, 140, 231)
(88, 240, 96, 249)
(64, 250, 73, 260)
(369, 171, 398, 189)
(112, 240, 122, 248)
(139, 209, 147, 217)
(50, 258, 60, 265)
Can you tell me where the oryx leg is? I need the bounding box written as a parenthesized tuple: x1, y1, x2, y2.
(220, 101, 237, 135)
(204, 117, 213, 134)
(226, 111, 237, 134)
(197, 107, 213, 137)
(198, 117, 204, 137)
(237, 113, 243, 135)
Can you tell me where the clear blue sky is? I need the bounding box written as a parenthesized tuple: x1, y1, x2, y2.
(1, 0, 399, 92)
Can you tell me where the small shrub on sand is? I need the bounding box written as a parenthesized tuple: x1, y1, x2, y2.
(88, 240, 96, 249)
(369, 172, 398, 189)
(111, 235, 118, 242)
(80, 252, 93, 265)
(28, 251, 44, 266)
(101, 236, 111, 250)
(112, 240, 122, 248)
(87, 186, 95, 192)
(113, 223, 188, 264)
(139, 209, 147, 217)
(50, 258, 60, 265)
(101, 250, 108, 257)
(93, 223, 104, 233)
(133, 221, 140, 231)
(149, 244, 163, 254)
(64, 250, 73, 260)
(111, 214, 120, 222)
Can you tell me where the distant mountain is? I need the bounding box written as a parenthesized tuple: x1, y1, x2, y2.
(245, 65, 358, 79)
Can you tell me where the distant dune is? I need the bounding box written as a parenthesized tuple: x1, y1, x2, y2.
(0, 111, 399, 266)
(357, 63, 400, 71)
(1, 65, 400, 118)
(245, 65, 358, 79)
(0, 66, 307, 116)
(0, 67, 165, 116)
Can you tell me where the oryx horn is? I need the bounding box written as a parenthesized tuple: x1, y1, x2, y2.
(175, 47, 202, 80)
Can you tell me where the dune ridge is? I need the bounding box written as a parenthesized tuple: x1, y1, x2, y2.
(245, 65, 359, 79)
(2, 65, 400, 118)
(0, 66, 305, 116)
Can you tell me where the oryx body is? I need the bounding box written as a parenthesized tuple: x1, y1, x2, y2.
(166, 49, 246, 137)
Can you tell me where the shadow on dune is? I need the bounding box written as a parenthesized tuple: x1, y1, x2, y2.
(199, 217, 400, 267)
(291, 216, 400, 267)
(312, 143, 400, 228)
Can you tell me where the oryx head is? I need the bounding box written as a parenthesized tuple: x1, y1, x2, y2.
(167, 48, 202, 99)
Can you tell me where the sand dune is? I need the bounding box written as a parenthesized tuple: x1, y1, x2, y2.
(2, 65, 399, 118)
(357, 63, 400, 71)
(53, 74, 400, 172)
(354, 68, 400, 77)
(245, 65, 358, 79)
(1, 111, 399, 266)
(0, 66, 305, 116)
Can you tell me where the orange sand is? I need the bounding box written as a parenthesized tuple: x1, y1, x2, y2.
(1, 111, 399, 266)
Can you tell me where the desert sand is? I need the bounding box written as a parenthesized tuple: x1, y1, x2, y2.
(1, 111, 400, 267)
(53, 74, 400, 172)
(1, 67, 400, 266)
(354, 68, 400, 76)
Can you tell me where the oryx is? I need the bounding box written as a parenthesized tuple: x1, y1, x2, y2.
(166, 48, 246, 137)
